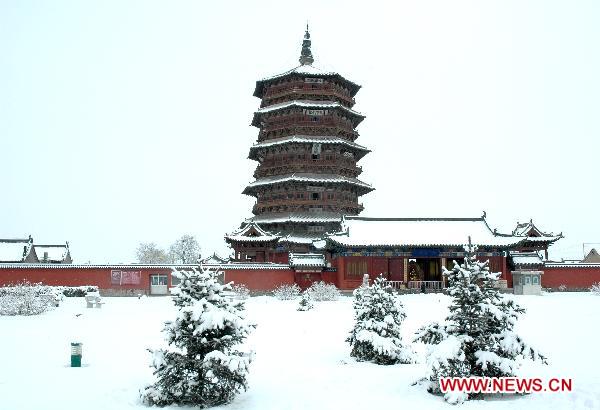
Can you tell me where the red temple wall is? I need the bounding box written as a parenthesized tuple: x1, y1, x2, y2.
(539, 266, 600, 289)
(223, 268, 295, 291)
(0, 266, 174, 295)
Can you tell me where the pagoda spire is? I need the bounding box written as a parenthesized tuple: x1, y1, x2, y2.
(299, 24, 314, 66)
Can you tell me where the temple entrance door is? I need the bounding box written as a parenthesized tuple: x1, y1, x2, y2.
(416, 258, 441, 281)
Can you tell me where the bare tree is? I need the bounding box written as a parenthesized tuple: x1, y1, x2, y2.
(169, 235, 201, 264)
(136, 242, 169, 264)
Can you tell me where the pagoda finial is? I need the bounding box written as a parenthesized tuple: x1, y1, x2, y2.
(299, 25, 314, 66)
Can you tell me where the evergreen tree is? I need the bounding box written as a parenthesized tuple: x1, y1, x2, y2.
(347, 275, 413, 365)
(297, 291, 314, 311)
(141, 268, 253, 407)
(415, 244, 546, 404)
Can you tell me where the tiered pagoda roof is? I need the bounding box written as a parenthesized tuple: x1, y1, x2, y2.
(253, 64, 361, 98)
(248, 135, 370, 161)
(242, 173, 373, 195)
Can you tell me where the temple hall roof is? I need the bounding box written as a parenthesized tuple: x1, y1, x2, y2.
(249, 211, 343, 225)
(326, 216, 526, 249)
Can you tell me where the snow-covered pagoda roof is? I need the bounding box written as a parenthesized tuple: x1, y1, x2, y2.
(253, 64, 361, 98)
(289, 252, 326, 268)
(249, 211, 343, 225)
(509, 251, 544, 267)
(242, 173, 373, 196)
(33, 244, 70, 263)
(248, 135, 370, 161)
(0, 237, 35, 263)
(251, 100, 365, 127)
(225, 222, 281, 244)
(326, 216, 526, 249)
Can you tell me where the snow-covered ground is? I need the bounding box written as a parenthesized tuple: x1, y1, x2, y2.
(0, 293, 598, 410)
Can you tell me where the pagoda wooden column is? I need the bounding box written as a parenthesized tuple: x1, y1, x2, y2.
(403, 257, 408, 283)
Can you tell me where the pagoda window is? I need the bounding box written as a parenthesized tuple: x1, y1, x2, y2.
(311, 192, 320, 201)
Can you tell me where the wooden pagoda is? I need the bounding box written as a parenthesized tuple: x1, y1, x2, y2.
(227, 27, 373, 262)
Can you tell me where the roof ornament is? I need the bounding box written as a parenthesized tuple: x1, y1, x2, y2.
(299, 24, 314, 66)
(481, 210, 487, 219)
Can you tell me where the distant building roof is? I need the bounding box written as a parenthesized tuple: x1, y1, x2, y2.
(0, 237, 35, 263)
(583, 248, 600, 263)
(33, 244, 71, 264)
(199, 253, 229, 265)
(326, 216, 525, 248)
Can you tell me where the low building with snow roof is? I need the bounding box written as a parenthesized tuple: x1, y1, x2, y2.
(0, 237, 37, 263)
(33, 243, 72, 264)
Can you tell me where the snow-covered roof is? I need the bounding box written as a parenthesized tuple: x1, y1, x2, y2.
(199, 253, 229, 265)
(0, 238, 34, 263)
(34, 244, 70, 263)
(509, 252, 544, 266)
(249, 211, 344, 225)
(289, 253, 326, 268)
(254, 64, 361, 98)
(251, 100, 365, 127)
(225, 222, 281, 244)
(511, 220, 561, 239)
(326, 217, 525, 248)
(242, 173, 373, 195)
(544, 262, 600, 269)
(278, 233, 322, 245)
(248, 135, 370, 161)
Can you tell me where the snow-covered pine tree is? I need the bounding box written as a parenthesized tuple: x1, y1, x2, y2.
(347, 275, 413, 365)
(415, 242, 546, 404)
(141, 267, 254, 408)
(297, 291, 314, 311)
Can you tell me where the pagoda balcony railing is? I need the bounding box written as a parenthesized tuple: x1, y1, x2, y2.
(254, 164, 362, 179)
(258, 121, 360, 142)
(264, 82, 354, 102)
(259, 118, 356, 133)
(252, 200, 364, 215)
(259, 127, 359, 142)
(257, 157, 358, 168)
(263, 88, 355, 108)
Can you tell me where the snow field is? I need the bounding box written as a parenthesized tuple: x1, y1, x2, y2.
(0, 293, 598, 410)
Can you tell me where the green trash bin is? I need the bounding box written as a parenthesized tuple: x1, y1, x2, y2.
(71, 342, 83, 367)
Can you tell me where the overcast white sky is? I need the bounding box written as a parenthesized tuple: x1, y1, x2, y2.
(1, 0, 598, 263)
